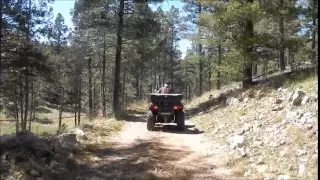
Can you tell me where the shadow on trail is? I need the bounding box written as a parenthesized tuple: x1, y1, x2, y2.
(125, 108, 147, 115)
(71, 138, 225, 180)
(120, 113, 146, 122)
(154, 124, 204, 135)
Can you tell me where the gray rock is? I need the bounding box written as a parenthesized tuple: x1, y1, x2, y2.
(272, 105, 284, 111)
(288, 91, 295, 101)
(0, 134, 20, 150)
(28, 169, 41, 177)
(258, 114, 264, 120)
(301, 95, 309, 105)
(278, 87, 288, 92)
(307, 124, 313, 130)
(49, 160, 60, 169)
(244, 170, 251, 177)
(226, 97, 239, 105)
(279, 140, 286, 145)
(296, 149, 307, 157)
(277, 175, 290, 180)
(286, 111, 303, 122)
(298, 164, 306, 176)
(16, 130, 38, 144)
(242, 123, 252, 133)
(275, 98, 284, 104)
(237, 147, 247, 157)
(289, 90, 305, 105)
(53, 133, 83, 156)
(257, 157, 264, 165)
(68, 128, 84, 136)
(15, 130, 53, 159)
(228, 135, 245, 149)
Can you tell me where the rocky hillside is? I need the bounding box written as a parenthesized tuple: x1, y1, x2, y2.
(187, 74, 318, 180)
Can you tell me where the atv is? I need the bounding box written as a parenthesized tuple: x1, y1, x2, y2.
(147, 93, 185, 131)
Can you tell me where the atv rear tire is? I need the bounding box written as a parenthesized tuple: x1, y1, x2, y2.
(147, 113, 156, 131)
(176, 111, 185, 131)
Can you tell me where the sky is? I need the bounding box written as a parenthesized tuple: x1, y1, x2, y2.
(51, 0, 191, 58)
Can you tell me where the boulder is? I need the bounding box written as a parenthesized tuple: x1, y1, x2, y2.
(52, 133, 83, 156)
(16, 130, 53, 159)
(226, 97, 239, 105)
(0, 134, 20, 150)
(289, 90, 305, 105)
(275, 98, 284, 104)
(228, 135, 245, 149)
(68, 128, 87, 141)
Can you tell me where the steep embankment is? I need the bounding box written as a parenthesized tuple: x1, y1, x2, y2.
(187, 74, 318, 180)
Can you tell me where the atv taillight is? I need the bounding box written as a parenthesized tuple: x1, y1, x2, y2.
(150, 105, 158, 111)
(173, 105, 182, 110)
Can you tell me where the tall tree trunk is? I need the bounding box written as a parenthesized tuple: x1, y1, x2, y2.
(19, 73, 24, 129)
(113, 0, 125, 118)
(242, 0, 254, 88)
(58, 64, 64, 128)
(77, 78, 81, 126)
(139, 57, 144, 98)
(311, 0, 317, 65)
(14, 85, 20, 133)
(74, 80, 78, 126)
(170, 22, 174, 87)
(135, 72, 139, 97)
(198, 3, 203, 96)
(58, 89, 64, 128)
(74, 108, 77, 127)
(207, 55, 212, 91)
(163, 48, 167, 85)
(88, 57, 93, 120)
(102, 33, 107, 117)
(121, 69, 126, 108)
(263, 59, 268, 75)
(154, 58, 157, 90)
(253, 63, 258, 77)
(279, 0, 286, 71)
(28, 79, 34, 131)
(217, 42, 222, 90)
(23, 67, 29, 130)
(93, 80, 97, 115)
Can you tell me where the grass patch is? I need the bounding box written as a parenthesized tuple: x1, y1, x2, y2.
(284, 74, 317, 92)
(0, 116, 89, 136)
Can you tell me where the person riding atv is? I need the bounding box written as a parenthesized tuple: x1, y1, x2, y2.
(156, 83, 174, 94)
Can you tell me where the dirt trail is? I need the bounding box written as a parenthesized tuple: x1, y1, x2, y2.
(71, 113, 235, 180)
